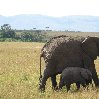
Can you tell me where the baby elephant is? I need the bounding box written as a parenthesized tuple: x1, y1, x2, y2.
(59, 67, 92, 92)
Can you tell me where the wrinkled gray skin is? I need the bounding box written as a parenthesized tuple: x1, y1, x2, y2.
(39, 35, 99, 91)
(59, 67, 92, 91)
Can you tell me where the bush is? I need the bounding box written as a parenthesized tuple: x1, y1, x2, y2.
(19, 32, 47, 42)
(0, 26, 49, 42)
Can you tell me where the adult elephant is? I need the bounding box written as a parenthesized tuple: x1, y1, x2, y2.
(39, 35, 99, 91)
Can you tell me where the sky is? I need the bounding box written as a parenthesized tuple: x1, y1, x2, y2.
(0, 0, 99, 17)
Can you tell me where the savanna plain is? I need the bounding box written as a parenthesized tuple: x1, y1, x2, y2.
(0, 33, 99, 99)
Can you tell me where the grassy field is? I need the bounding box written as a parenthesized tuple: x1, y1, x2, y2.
(45, 31, 99, 38)
(0, 42, 99, 99)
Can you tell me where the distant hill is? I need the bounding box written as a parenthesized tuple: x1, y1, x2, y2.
(0, 14, 99, 32)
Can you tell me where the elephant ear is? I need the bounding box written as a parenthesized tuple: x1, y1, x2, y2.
(81, 37, 98, 60)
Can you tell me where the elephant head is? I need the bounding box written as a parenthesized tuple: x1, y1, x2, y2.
(80, 68, 92, 80)
(82, 37, 99, 60)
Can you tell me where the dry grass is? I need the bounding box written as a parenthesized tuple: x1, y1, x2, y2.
(0, 42, 99, 99)
(46, 31, 99, 38)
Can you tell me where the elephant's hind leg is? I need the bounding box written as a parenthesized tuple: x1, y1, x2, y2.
(39, 68, 50, 91)
(66, 84, 70, 92)
(51, 74, 58, 90)
(76, 82, 80, 90)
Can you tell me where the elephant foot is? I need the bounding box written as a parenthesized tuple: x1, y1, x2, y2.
(96, 85, 99, 88)
(52, 86, 59, 91)
(76, 88, 80, 91)
(95, 82, 99, 88)
(39, 84, 45, 92)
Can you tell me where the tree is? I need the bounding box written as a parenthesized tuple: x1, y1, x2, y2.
(0, 24, 15, 38)
(45, 27, 49, 31)
(20, 32, 33, 42)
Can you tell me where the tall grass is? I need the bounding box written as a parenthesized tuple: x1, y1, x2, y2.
(0, 42, 98, 99)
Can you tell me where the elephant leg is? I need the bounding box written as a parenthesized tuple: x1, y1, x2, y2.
(66, 84, 70, 92)
(76, 82, 80, 90)
(59, 80, 65, 89)
(82, 84, 86, 88)
(80, 78, 86, 88)
(86, 79, 92, 86)
(51, 75, 58, 90)
(86, 80, 89, 86)
(89, 66, 99, 87)
(89, 79, 93, 87)
(39, 68, 50, 91)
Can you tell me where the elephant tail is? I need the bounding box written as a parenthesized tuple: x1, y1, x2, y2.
(39, 53, 42, 83)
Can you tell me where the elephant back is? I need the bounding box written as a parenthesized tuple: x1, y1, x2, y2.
(41, 35, 85, 63)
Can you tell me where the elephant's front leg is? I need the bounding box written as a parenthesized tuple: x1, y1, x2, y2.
(89, 65, 99, 87)
(59, 79, 65, 89)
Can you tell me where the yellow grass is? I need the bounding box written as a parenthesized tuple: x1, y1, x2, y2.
(0, 42, 99, 99)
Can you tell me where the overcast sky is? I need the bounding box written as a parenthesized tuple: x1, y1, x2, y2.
(0, 0, 99, 17)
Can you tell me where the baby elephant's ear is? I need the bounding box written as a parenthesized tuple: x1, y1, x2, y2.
(80, 70, 89, 80)
(86, 69, 92, 78)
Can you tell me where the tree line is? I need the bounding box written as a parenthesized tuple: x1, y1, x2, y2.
(0, 24, 48, 42)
